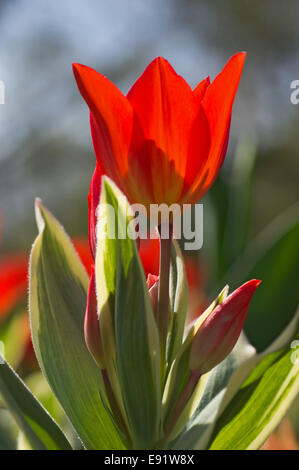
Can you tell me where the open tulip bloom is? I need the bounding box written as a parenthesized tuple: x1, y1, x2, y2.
(0, 53, 298, 452)
(72, 53, 245, 210)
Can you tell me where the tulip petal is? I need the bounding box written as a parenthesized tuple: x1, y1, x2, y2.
(72, 238, 94, 276)
(180, 76, 212, 193)
(139, 238, 160, 277)
(202, 52, 246, 178)
(0, 255, 27, 319)
(184, 105, 211, 190)
(73, 64, 137, 181)
(146, 273, 159, 290)
(124, 139, 185, 206)
(127, 57, 197, 189)
(88, 163, 102, 259)
(184, 52, 246, 204)
(193, 76, 210, 103)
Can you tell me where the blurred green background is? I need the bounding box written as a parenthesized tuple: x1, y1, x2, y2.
(0, 0, 298, 449)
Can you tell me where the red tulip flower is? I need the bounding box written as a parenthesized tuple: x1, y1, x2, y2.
(73, 53, 246, 212)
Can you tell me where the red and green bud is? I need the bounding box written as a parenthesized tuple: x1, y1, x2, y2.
(84, 267, 105, 369)
(189, 279, 261, 374)
(147, 274, 159, 320)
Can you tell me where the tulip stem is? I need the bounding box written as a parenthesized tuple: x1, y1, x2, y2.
(157, 224, 173, 371)
(164, 369, 201, 438)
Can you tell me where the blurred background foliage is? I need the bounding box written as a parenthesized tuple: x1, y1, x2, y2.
(0, 0, 298, 449)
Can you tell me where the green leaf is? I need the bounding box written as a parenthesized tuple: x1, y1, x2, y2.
(29, 199, 125, 450)
(0, 410, 16, 450)
(25, 371, 84, 447)
(222, 204, 299, 351)
(209, 334, 299, 449)
(166, 240, 188, 371)
(25, 371, 66, 429)
(0, 358, 71, 450)
(17, 433, 32, 450)
(96, 178, 161, 450)
(170, 307, 299, 450)
(169, 332, 257, 450)
(163, 286, 229, 442)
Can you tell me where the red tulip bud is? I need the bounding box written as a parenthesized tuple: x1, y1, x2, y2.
(147, 273, 159, 320)
(84, 267, 105, 369)
(147, 273, 159, 290)
(189, 279, 261, 374)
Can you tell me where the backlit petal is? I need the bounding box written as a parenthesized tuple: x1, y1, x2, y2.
(193, 76, 210, 103)
(73, 63, 136, 178)
(183, 52, 246, 204)
(127, 57, 197, 188)
(88, 163, 102, 259)
(201, 53, 246, 184)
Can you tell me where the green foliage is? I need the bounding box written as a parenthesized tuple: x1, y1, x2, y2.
(209, 335, 299, 449)
(29, 199, 124, 450)
(0, 358, 71, 450)
(6, 168, 294, 450)
(96, 178, 160, 450)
